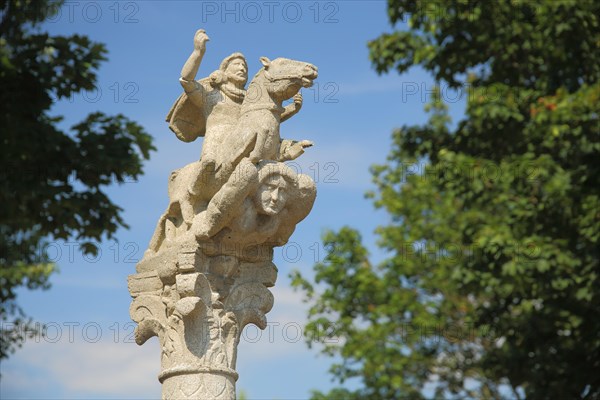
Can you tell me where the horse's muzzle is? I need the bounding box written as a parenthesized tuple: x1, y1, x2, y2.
(302, 64, 318, 87)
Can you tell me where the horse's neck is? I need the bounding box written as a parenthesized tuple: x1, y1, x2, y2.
(241, 73, 284, 117)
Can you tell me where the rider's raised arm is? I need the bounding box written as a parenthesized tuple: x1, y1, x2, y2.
(179, 29, 209, 95)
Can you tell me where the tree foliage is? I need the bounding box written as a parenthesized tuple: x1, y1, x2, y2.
(292, 1, 600, 398)
(0, 0, 155, 359)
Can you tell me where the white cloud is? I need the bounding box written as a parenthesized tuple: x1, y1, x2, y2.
(1, 338, 161, 398)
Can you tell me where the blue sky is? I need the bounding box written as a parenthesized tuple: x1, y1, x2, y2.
(1, 1, 466, 398)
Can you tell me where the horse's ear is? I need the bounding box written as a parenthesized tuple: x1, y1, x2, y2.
(260, 56, 271, 69)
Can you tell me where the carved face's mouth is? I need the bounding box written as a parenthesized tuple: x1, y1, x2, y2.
(264, 201, 283, 215)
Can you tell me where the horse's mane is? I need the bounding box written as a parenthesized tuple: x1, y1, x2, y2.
(243, 68, 267, 104)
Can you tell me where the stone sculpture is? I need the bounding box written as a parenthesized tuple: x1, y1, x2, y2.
(128, 29, 318, 399)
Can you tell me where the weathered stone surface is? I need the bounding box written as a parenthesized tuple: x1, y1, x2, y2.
(129, 28, 318, 399)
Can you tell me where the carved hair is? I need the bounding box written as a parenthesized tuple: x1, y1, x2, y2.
(219, 52, 247, 71)
(257, 161, 296, 187)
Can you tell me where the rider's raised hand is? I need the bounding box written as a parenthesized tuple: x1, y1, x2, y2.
(194, 29, 210, 52)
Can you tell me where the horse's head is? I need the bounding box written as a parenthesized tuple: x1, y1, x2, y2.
(259, 57, 318, 102)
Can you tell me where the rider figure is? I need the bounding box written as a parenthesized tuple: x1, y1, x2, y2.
(172, 29, 306, 163)
(178, 29, 248, 163)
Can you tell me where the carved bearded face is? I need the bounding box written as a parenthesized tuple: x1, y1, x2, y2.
(255, 175, 288, 215)
(224, 57, 248, 87)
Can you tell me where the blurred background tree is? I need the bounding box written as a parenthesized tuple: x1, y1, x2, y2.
(0, 0, 155, 360)
(292, 0, 599, 398)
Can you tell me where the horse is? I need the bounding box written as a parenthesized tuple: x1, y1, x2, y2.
(195, 56, 318, 200)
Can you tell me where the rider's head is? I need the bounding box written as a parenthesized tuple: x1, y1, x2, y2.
(209, 53, 248, 88)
